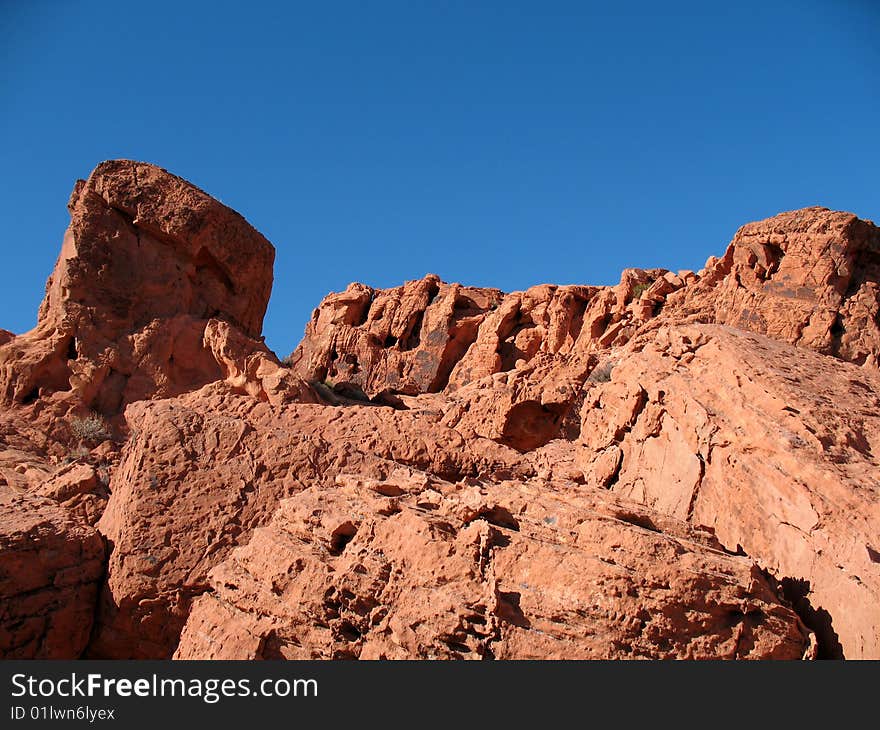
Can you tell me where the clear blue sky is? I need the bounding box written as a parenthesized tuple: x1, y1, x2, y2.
(2, 1, 878, 355)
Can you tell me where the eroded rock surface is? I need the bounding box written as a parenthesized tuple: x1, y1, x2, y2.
(546, 323, 880, 657)
(1, 160, 877, 659)
(175, 474, 812, 660)
(0, 490, 104, 658)
(90, 385, 525, 658)
(0, 159, 275, 412)
(293, 207, 880, 395)
(669, 208, 880, 366)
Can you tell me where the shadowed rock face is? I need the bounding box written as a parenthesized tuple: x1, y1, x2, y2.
(1, 160, 878, 659)
(0, 491, 104, 658)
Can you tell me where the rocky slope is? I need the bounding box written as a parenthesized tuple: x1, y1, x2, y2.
(1, 160, 877, 659)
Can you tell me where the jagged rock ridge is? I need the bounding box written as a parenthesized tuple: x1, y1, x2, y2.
(0, 160, 877, 660)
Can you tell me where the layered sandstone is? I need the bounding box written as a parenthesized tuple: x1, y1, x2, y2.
(0, 160, 877, 660)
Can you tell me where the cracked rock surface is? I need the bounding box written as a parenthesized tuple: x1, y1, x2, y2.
(176, 473, 811, 660)
(0, 490, 104, 658)
(1, 160, 878, 658)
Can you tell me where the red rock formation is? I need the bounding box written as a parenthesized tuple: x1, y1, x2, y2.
(669, 208, 880, 366)
(283, 206, 880, 659)
(568, 323, 880, 657)
(290, 276, 505, 396)
(0, 160, 291, 659)
(175, 474, 812, 660)
(89, 386, 528, 659)
(294, 208, 880, 398)
(1, 160, 878, 660)
(0, 490, 104, 658)
(0, 159, 275, 412)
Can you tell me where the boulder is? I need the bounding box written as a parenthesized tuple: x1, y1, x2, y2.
(0, 489, 104, 658)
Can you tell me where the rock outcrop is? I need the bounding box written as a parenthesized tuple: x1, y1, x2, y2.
(175, 474, 812, 660)
(567, 323, 879, 657)
(89, 387, 526, 659)
(669, 208, 880, 366)
(1, 160, 878, 659)
(0, 159, 275, 413)
(0, 490, 104, 658)
(293, 208, 880, 397)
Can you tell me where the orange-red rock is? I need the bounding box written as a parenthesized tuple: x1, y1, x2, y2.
(175, 474, 812, 660)
(669, 207, 880, 366)
(2, 160, 878, 660)
(35, 461, 109, 526)
(0, 489, 104, 658)
(0, 160, 275, 412)
(89, 385, 527, 658)
(547, 323, 880, 657)
(290, 276, 504, 396)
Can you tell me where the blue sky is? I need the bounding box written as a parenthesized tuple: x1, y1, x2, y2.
(2, 0, 878, 355)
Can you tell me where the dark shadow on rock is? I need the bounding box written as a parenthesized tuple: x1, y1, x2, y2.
(779, 577, 845, 659)
(496, 591, 531, 629)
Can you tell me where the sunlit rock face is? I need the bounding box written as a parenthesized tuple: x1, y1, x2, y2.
(2, 160, 878, 659)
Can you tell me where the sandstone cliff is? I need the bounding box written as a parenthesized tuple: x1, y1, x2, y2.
(1, 160, 877, 659)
